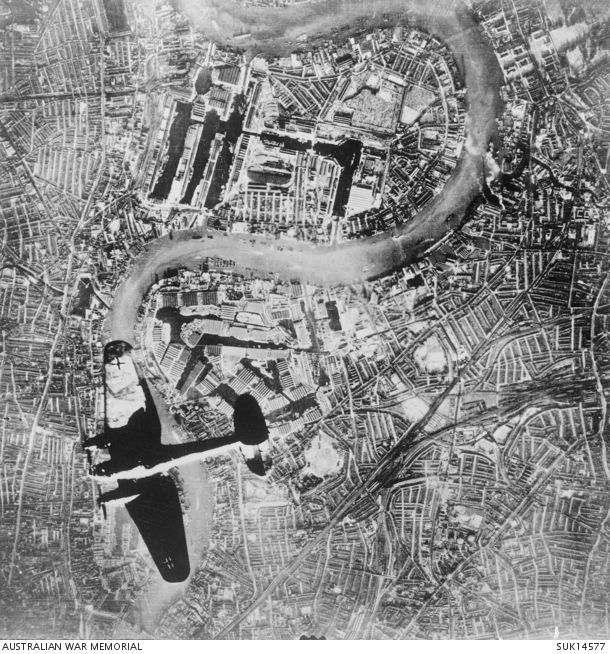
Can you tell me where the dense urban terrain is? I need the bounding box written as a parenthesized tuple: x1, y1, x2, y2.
(1, 0, 610, 640)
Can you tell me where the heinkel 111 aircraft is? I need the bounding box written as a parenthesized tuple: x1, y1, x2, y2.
(85, 340, 271, 583)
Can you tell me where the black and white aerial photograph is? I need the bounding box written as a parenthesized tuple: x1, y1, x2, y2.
(0, 0, 610, 640)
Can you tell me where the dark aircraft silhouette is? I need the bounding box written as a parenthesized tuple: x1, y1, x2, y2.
(86, 340, 271, 583)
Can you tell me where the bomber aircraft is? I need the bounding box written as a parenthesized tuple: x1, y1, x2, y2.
(85, 340, 271, 583)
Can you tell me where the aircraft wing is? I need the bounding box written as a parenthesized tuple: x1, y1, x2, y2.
(123, 475, 190, 583)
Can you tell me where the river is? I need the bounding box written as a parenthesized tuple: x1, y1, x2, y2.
(107, 5, 502, 345)
(106, 0, 503, 632)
